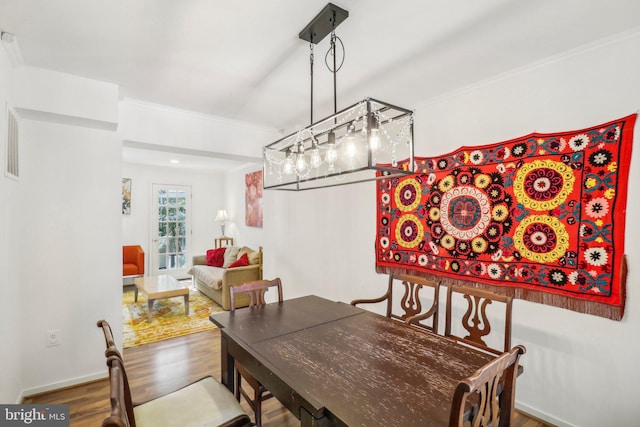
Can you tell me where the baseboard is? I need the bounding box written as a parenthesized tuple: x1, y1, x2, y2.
(21, 371, 107, 400)
(516, 400, 574, 427)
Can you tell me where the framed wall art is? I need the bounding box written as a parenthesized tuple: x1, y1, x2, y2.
(245, 170, 263, 227)
(122, 178, 132, 215)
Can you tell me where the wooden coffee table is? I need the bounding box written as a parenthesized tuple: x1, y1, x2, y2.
(134, 275, 190, 321)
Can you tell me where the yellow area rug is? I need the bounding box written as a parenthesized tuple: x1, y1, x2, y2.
(122, 283, 224, 348)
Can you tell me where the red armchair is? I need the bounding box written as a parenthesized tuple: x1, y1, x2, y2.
(123, 245, 145, 277)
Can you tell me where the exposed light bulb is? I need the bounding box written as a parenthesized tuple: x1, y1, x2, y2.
(296, 153, 307, 172)
(367, 112, 381, 152)
(283, 153, 294, 175)
(326, 143, 337, 164)
(310, 148, 321, 168)
(346, 137, 356, 157)
(294, 142, 306, 173)
(369, 128, 380, 151)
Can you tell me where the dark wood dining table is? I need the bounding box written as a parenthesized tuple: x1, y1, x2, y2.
(209, 295, 495, 427)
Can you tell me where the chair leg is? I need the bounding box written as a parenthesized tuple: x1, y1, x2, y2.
(234, 368, 241, 402)
(254, 388, 262, 427)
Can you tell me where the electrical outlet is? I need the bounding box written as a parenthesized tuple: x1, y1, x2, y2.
(46, 329, 60, 347)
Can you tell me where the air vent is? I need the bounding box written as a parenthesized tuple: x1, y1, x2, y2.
(5, 106, 18, 180)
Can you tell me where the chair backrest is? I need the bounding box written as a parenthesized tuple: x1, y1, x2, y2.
(97, 320, 124, 361)
(449, 345, 526, 427)
(229, 278, 283, 312)
(444, 285, 513, 355)
(351, 273, 440, 332)
(97, 320, 136, 427)
(103, 356, 136, 427)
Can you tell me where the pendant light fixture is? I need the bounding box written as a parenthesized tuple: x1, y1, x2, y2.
(263, 3, 415, 191)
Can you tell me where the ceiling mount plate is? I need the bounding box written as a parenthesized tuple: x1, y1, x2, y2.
(298, 3, 349, 44)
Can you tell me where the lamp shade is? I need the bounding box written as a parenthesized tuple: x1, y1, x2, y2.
(215, 209, 228, 222)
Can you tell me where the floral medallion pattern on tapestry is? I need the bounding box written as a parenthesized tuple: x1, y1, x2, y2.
(376, 114, 636, 320)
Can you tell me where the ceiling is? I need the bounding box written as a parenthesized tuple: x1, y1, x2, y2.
(1, 0, 639, 170)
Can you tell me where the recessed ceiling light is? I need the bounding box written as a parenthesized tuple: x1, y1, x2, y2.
(170, 159, 179, 164)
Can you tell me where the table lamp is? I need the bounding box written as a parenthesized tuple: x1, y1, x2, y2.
(215, 209, 228, 236)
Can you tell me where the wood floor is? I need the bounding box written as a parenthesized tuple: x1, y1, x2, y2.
(24, 329, 553, 427)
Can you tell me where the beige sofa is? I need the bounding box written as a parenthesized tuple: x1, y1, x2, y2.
(189, 246, 263, 310)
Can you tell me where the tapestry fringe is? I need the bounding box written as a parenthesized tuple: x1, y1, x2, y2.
(375, 265, 625, 321)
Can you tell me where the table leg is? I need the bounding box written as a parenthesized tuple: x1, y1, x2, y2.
(147, 299, 153, 322)
(134, 287, 138, 302)
(300, 407, 333, 427)
(184, 294, 189, 316)
(220, 335, 235, 394)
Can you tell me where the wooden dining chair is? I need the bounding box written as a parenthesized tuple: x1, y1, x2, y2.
(229, 278, 283, 310)
(97, 318, 125, 361)
(449, 345, 526, 427)
(444, 284, 513, 355)
(97, 320, 253, 427)
(350, 273, 440, 333)
(229, 278, 283, 427)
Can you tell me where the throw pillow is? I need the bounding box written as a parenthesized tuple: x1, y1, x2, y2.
(222, 246, 240, 268)
(238, 246, 260, 265)
(228, 252, 249, 268)
(247, 250, 260, 265)
(206, 247, 226, 267)
(238, 245, 253, 256)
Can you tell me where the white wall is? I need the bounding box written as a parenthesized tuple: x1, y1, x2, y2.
(266, 31, 640, 426)
(13, 67, 118, 124)
(0, 43, 23, 404)
(19, 120, 122, 394)
(119, 99, 276, 161)
(265, 181, 382, 300)
(0, 66, 123, 398)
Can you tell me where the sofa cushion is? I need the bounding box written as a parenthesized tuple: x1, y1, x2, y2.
(222, 246, 240, 268)
(206, 247, 226, 267)
(228, 253, 249, 268)
(123, 263, 140, 276)
(188, 265, 224, 290)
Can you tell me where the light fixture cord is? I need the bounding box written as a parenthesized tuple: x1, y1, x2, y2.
(309, 42, 314, 125)
(325, 11, 345, 125)
(331, 30, 337, 119)
(325, 34, 345, 73)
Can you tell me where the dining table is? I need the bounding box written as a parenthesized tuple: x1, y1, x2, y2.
(209, 295, 496, 427)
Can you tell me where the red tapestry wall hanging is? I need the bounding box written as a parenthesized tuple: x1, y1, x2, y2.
(376, 114, 636, 320)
